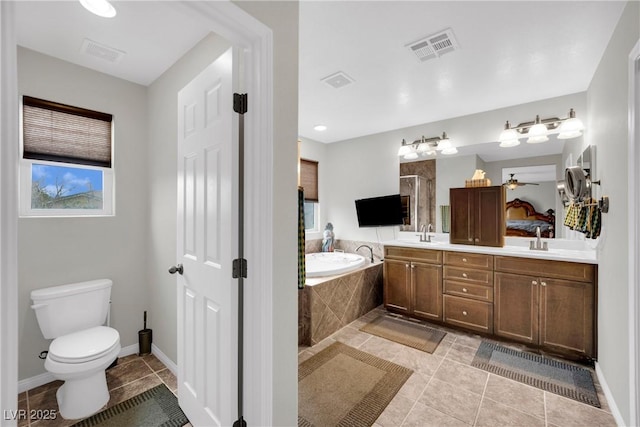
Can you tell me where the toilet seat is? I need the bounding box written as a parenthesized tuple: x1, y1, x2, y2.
(49, 326, 120, 364)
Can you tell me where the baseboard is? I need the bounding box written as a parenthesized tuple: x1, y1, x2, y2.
(595, 362, 625, 426)
(18, 343, 139, 394)
(151, 343, 177, 375)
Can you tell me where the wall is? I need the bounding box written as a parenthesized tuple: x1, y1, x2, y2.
(316, 92, 586, 241)
(584, 1, 639, 424)
(17, 48, 149, 380)
(147, 33, 232, 364)
(233, 4, 299, 424)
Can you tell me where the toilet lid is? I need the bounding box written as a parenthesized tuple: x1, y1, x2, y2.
(49, 326, 120, 364)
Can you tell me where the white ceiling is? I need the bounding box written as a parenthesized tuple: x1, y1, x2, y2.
(299, 1, 626, 144)
(13, 1, 627, 152)
(14, 1, 213, 86)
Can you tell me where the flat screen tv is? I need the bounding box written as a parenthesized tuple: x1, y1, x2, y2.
(355, 194, 404, 227)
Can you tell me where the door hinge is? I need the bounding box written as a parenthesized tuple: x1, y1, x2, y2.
(232, 258, 248, 278)
(233, 93, 248, 115)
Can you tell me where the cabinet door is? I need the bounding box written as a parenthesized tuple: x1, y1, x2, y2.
(449, 188, 474, 245)
(494, 272, 539, 344)
(475, 186, 505, 247)
(540, 278, 595, 357)
(383, 259, 410, 313)
(411, 262, 443, 321)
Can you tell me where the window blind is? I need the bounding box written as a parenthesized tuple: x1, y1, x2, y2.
(22, 96, 113, 168)
(300, 158, 318, 202)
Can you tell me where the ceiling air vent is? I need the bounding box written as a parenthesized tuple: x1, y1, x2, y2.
(81, 38, 126, 64)
(321, 71, 354, 89)
(406, 28, 459, 62)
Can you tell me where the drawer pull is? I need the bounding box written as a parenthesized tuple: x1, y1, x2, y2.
(462, 310, 468, 316)
(462, 273, 468, 278)
(532, 280, 538, 285)
(462, 258, 468, 262)
(541, 281, 547, 287)
(462, 288, 468, 293)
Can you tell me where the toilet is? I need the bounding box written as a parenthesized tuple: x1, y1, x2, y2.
(30, 279, 121, 420)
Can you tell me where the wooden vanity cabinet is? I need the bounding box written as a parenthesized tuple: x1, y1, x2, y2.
(494, 256, 596, 358)
(383, 247, 443, 321)
(443, 252, 494, 334)
(450, 186, 505, 247)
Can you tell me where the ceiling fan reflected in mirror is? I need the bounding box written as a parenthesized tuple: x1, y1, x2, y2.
(504, 173, 539, 190)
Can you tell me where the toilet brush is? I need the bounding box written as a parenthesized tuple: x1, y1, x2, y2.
(138, 311, 152, 356)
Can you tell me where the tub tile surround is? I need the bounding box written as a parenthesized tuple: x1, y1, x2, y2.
(299, 262, 383, 346)
(301, 238, 385, 346)
(17, 354, 182, 427)
(299, 307, 617, 427)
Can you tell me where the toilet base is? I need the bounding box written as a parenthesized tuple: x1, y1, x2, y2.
(56, 370, 109, 420)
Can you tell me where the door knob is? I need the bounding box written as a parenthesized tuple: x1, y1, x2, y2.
(168, 264, 184, 275)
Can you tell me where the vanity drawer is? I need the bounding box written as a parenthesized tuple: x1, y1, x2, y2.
(444, 266, 493, 285)
(444, 252, 493, 269)
(443, 295, 493, 334)
(494, 256, 595, 282)
(385, 246, 442, 264)
(444, 280, 493, 302)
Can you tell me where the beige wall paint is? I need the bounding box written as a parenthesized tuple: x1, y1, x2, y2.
(585, 1, 639, 424)
(17, 47, 149, 380)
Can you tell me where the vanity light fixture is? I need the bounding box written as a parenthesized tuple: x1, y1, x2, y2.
(79, 0, 117, 18)
(398, 132, 457, 159)
(498, 109, 584, 147)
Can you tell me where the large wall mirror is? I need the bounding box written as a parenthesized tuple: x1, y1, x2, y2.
(400, 140, 566, 238)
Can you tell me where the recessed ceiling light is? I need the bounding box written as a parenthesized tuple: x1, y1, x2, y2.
(313, 125, 327, 131)
(79, 0, 117, 18)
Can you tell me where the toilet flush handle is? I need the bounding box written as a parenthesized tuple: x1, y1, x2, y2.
(168, 264, 184, 275)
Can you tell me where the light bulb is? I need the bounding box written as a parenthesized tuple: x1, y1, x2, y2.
(79, 0, 117, 18)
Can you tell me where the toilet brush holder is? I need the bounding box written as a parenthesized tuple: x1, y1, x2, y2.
(138, 311, 152, 356)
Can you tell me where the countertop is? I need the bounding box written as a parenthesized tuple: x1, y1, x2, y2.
(383, 238, 598, 264)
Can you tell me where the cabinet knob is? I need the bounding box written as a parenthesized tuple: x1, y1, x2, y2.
(411, 264, 415, 269)
(532, 280, 538, 285)
(462, 273, 468, 278)
(462, 310, 468, 316)
(462, 258, 467, 262)
(541, 281, 547, 287)
(475, 238, 479, 242)
(468, 238, 473, 242)
(462, 288, 468, 293)
(405, 264, 410, 268)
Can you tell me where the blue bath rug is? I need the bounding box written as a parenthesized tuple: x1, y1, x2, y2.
(471, 341, 600, 407)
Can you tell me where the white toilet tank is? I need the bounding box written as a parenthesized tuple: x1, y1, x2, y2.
(31, 279, 113, 339)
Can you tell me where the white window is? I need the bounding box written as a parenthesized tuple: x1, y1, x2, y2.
(19, 96, 114, 217)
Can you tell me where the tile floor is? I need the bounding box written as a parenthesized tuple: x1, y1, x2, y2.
(17, 353, 182, 427)
(299, 307, 617, 427)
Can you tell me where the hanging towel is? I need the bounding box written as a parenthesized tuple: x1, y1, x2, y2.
(298, 187, 306, 290)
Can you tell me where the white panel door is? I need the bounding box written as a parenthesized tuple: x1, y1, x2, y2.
(176, 48, 236, 427)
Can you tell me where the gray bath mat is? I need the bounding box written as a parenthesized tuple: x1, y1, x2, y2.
(472, 341, 600, 407)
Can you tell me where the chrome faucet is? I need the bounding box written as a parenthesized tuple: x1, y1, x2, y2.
(356, 244, 374, 263)
(419, 224, 433, 242)
(530, 226, 548, 251)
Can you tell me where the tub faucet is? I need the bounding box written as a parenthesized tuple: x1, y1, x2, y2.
(356, 244, 374, 263)
(529, 226, 548, 251)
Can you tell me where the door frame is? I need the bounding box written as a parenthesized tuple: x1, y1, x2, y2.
(628, 38, 640, 427)
(0, 2, 275, 425)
